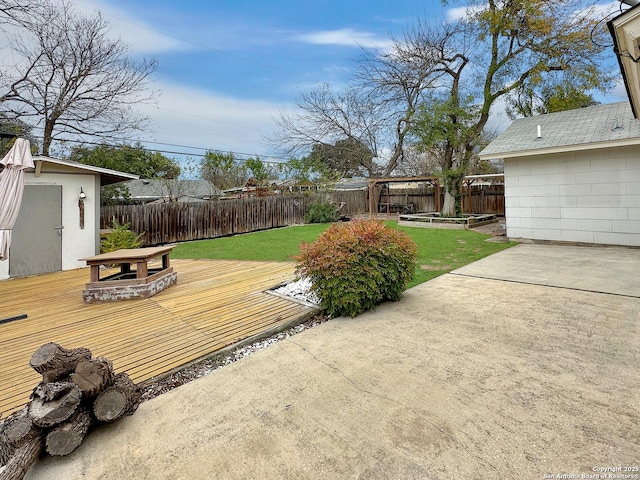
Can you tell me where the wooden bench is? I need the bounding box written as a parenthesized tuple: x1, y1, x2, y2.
(378, 203, 415, 214)
(80, 246, 177, 303)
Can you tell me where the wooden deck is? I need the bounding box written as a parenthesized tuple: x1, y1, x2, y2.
(0, 259, 317, 417)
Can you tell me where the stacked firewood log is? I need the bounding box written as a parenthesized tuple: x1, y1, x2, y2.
(0, 343, 141, 480)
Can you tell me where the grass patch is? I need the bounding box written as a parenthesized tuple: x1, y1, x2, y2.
(389, 222, 515, 288)
(172, 224, 332, 262)
(172, 221, 515, 287)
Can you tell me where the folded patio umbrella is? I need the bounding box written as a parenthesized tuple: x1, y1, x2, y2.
(0, 138, 34, 261)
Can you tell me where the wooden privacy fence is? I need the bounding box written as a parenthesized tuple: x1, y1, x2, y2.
(375, 185, 504, 216)
(102, 196, 309, 246)
(461, 184, 505, 215)
(101, 186, 504, 246)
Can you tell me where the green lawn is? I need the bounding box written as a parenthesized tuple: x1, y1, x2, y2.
(172, 222, 515, 288)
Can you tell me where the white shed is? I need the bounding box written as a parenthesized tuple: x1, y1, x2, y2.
(479, 102, 640, 247)
(0, 156, 137, 280)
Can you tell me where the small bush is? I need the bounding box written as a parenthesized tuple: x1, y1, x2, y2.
(295, 219, 418, 317)
(305, 200, 337, 224)
(100, 219, 144, 253)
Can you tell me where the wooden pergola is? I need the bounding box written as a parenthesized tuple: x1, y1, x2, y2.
(368, 173, 504, 217)
(368, 176, 439, 218)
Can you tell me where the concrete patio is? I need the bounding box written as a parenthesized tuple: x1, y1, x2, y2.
(23, 244, 640, 479)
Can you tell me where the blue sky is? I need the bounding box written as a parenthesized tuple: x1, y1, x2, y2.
(65, 0, 628, 168)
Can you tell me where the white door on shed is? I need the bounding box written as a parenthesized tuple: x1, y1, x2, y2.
(9, 185, 63, 277)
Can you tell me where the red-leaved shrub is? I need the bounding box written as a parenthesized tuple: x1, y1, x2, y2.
(294, 219, 418, 317)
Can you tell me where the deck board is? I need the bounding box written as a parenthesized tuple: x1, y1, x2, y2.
(0, 259, 317, 416)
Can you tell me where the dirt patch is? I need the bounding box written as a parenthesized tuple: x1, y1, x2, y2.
(421, 264, 452, 271)
(473, 220, 506, 236)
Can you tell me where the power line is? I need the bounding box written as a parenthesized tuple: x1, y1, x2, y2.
(131, 138, 287, 160)
(37, 135, 290, 165)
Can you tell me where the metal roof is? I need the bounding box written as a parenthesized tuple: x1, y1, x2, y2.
(479, 102, 640, 160)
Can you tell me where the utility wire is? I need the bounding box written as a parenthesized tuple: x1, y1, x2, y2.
(34, 134, 289, 165)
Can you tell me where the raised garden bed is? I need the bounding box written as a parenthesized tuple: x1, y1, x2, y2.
(398, 212, 497, 229)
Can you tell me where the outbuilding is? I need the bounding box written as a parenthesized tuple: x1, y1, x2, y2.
(0, 156, 137, 280)
(479, 102, 640, 246)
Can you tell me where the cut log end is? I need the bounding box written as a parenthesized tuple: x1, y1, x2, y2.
(29, 383, 81, 428)
(29, 343, 92, 383)
(3, 407, 39, 448)
(71, 357, 115, 398)
(45, 409, 92, 456)
(93, 390, 127, 422)
(45, 430, 83, 456)
(4, 417, 32, 446)
(93, 373, 141, 422)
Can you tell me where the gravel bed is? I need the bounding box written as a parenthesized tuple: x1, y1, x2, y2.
(272, 277, 320, 305)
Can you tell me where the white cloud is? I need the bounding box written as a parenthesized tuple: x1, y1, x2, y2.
(446, 5, 485, 21)
(296, 28, 392, 50)
(136, 83, 289, 159)
(484, 96, 512, 134)
(58, 0, 189, 54)
(446, 6, 471, 21)
(608, 78, 632, 102)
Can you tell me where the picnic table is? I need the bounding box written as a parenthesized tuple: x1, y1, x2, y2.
(80, 246, 177, 302)
(81, 246, 174, 282)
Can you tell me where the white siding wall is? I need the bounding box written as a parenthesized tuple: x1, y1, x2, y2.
(0, 172, 99, 280)
(504, 145, 640, 246)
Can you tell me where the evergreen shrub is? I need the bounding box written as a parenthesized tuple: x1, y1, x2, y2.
(295, 219, 418, 317)
(100, 219, 144, 253)
(305, 200, 337, 224)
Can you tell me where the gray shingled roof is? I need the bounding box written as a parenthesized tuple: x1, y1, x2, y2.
(122, 179, 222, 200)
(479, 102, 640, 159)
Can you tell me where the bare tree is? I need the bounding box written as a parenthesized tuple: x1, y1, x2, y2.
(0, 0, 34, 24)
(0, 0, 157, 155)
(270, 21, 452, 178)
(271, 1, 614, 217)
(354, 20, 456, 176)
(270, 85, 384, 177)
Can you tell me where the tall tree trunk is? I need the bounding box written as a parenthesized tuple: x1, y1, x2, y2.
(441, 175, 462, 217)
(440, 138, 463, 217)
(441, 189, 456, 217)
